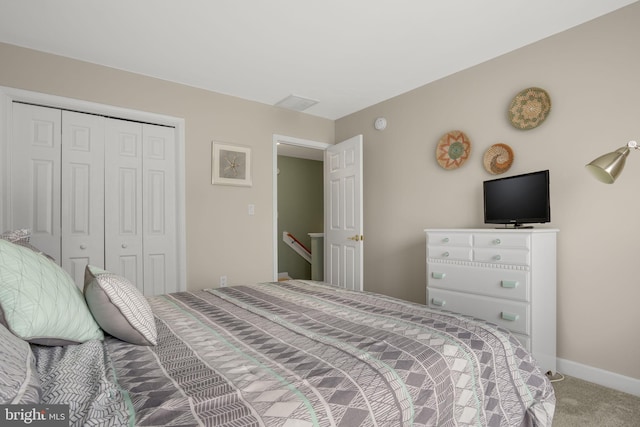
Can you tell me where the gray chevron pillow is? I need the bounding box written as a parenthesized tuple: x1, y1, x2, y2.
(0, 228, 31, 243)
(1, 228, 55, 260)
(84, 266, 157, 346)
(0, 322, 41, 404)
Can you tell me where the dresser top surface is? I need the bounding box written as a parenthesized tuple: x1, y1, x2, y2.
(424, 228, 559, 234)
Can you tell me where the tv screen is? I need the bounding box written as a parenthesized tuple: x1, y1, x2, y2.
(483, 170, 550, 227)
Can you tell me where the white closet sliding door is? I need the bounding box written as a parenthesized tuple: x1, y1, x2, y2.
(10, 102, 178, 295)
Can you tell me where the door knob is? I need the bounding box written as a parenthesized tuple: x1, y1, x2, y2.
(121, 243, 128, 249)
(79, 244, 87, 250)
(347, 235, 364, 241)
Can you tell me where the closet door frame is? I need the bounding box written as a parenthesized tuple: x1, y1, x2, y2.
(0, 85, 187, 292)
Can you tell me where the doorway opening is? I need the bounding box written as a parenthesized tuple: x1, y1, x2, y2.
(272, 135, 329, 282)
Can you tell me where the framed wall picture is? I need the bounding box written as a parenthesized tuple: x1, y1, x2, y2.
(211, 142, 252, 186)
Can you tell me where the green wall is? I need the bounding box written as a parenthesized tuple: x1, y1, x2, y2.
(277, 156, 323, 279)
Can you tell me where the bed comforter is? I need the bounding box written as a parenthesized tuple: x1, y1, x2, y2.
(32, 280, 555, 426)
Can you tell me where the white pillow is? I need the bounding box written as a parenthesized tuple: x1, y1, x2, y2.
(84, 265, 157, 346)
(0, 239, 104, 345)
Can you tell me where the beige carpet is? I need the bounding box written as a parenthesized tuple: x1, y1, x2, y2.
(552, 375, 640, 426)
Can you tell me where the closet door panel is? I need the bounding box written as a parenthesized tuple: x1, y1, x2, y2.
(11, 103, 62, 262)
(32, 161, 56, 235)
(105, 119, 143, 290)
(118, 255, 140, 284)
(143, 124, 177, 295)
(61, 111, 105, 288)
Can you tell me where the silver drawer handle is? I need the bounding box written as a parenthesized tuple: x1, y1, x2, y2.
(442, 251, 450, 257)
(431, 298, 446, 307)
(431, 272, 446, 279)
(493, 254, 501, 261)
(501, 280, 518, 288)
(442, 237, 450, 243)
(494, 238, 501, 245)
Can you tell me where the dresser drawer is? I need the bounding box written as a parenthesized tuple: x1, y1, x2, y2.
(427, 263, 530, 301)
(473, 248, 530, 266)
(427, 232, 472, 247)
(473, 233, 530, 249)
(427, 288, 530, 335)
(427, 246, 473, 261)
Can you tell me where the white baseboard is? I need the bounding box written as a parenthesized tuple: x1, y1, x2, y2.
(556, 358, 640, 397)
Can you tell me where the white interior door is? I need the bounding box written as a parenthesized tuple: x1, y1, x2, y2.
(61, 111, 105, 287)
(105, 118, 144, 289)
(324, 134, 363, 291)
(10, 103, 62, 262)
(142, 123, 178, 295)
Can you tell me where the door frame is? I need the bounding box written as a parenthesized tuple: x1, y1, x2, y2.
(0, 85, 188, 291)
(272, 134, 330, 281)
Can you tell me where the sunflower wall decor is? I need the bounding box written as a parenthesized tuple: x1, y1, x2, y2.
(436, 130, 472, 170)
(508, 87, 552, 130)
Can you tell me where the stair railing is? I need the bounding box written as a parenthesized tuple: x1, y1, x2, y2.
(282, 231, 311, 263)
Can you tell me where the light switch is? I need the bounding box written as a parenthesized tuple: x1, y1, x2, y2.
(248, 204, 255, 215)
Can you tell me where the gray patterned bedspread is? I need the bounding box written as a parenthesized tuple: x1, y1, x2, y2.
(33, 280, 555, 426)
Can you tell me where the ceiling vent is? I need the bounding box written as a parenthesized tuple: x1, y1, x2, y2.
(274, 94, 318, 112)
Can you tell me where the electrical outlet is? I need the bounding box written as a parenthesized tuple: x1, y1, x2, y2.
(220, 275, 227, 287)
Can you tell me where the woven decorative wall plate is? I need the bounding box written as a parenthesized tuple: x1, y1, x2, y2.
(483, 143, 514, 174)
(508, 87, 551, 130)
(436, 130, 471, 169)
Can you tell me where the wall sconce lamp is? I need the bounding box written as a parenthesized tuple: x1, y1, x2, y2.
(585, 140, 639, 184)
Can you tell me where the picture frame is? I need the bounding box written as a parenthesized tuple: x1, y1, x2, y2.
(211, 141, 252, 187)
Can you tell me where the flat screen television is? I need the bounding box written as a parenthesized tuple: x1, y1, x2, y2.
(483, 170, 550, 228)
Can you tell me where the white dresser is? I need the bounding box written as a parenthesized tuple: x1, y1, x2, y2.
(425, 228, 558, 373)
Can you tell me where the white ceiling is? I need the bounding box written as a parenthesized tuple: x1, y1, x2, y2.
(0, 0, 636, 120)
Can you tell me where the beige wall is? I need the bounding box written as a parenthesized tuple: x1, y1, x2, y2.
(336, 2, 640, 380)
(0, 42, 335, 289)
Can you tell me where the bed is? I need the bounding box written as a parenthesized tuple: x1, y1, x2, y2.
(0, 232, 555, 426)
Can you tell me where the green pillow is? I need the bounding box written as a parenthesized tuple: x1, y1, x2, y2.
(0, 239, 103, 345)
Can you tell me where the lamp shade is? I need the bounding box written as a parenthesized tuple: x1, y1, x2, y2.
(585, 146, 630, 184)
